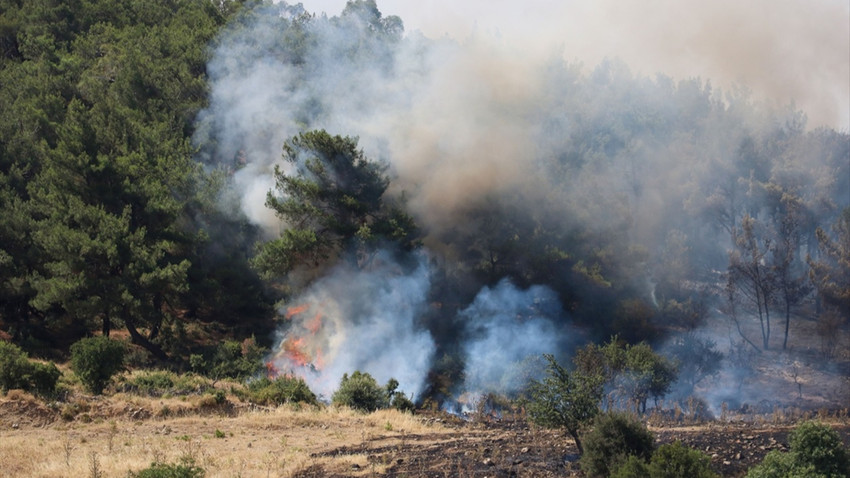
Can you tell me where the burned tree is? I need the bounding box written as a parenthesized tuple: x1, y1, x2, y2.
(727, 215, 775, 350)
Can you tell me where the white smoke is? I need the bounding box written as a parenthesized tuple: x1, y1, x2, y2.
(267, 251, 435, 400)
(459, 279, 566, 395)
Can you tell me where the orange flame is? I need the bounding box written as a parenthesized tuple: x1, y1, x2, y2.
(283, 337, 311, 367)
(285, 304, 309, 319)
(306, 311, 322, 334)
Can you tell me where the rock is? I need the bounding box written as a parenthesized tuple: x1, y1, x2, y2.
(351, 464, 361, 470)
(520, 447, 530, 454)
(483, 458, 494, 466)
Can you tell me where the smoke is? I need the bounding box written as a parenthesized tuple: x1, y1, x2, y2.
(267, 250, 435, 400)
(458, 279, 569, 395)
(195, 1, 849, 408)
(302, 0, 850, 131)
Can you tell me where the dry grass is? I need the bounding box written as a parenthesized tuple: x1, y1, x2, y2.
(0, 398, 449, 478)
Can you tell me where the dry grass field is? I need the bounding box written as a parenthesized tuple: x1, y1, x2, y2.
(0, 392, 456, 477)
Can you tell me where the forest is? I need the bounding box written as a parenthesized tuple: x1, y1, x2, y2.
(1, 0, 848, 411)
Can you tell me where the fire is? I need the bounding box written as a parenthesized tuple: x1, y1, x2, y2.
(267, 303, 327, 379)
(306, 311, 322, 334)
(282, 336, 311, 367)
(285, 304, 309, 319)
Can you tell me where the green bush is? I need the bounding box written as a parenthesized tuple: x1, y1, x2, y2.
(0, 341, 61, 398)
(747, 421, 850, 478)
(70, 337, 125, 394)
(120, 371, 213, 397)
(610, 455, 650, 478)
(581, 412, 655, 478)
(26, 361, 62, 398)
(189, 339, 265, 381)
(128, 459, 205, 478)
(648, 441, 717, 478)
(331, 371, 388, 412)
(241, 375, 317, 406)
(390, 392, 415, 413)
(790, 420, 850, 476)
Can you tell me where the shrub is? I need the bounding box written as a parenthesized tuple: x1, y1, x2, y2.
(332, 371, 388, 412)
(746, 421, 850, 478)
(390, 392, 415, 413)
(242, 375, 317, 406)
(790, 420, 850, 476)
(120, 371, 213, 397)
(581, 412, 655, 478)
(610, 455, 650, 478)
(0, 341, 61, 398)
(129, 459, 205, 478)
(189, 338, 265, 381)
(649, 441, 717, 478)
(0, 341, 30, 391)
(26, 361, 61, 398)
(70, 337, 125, 394)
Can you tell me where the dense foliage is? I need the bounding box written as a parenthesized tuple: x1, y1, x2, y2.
(746, 421, 850, 478)
(0, 341, 60, 397)
(70, 336, 125, 394)
(580, 412, 656, 477)
(330, 370, 405, 412)
(0, 0, 272, 361)
(241, 375, 318, 406)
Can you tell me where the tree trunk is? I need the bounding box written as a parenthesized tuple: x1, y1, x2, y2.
(783, 296, 791, 350)
(124, 315, 168, 361)
(568, 429, 584, 455)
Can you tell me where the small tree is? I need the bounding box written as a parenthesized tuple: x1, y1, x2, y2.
(526, 354, 604, 455)
(580, 412, 655, 477)
(332, 371, 389, 412)
(70, 337, 125, 394)
(667, 333, 722, 395)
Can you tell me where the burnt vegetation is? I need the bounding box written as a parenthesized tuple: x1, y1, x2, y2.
(0, 0, 849, 476)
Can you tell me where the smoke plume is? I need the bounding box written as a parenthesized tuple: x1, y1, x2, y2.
(195, 1, 849, 409)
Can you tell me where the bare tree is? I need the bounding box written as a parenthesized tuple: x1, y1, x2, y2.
(727, 215, 775, 349)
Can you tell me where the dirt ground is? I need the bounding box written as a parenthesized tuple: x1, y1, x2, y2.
(295, 413, 850, 478)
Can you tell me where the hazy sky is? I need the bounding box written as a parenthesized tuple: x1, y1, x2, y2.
(297, 0, 850, 131)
